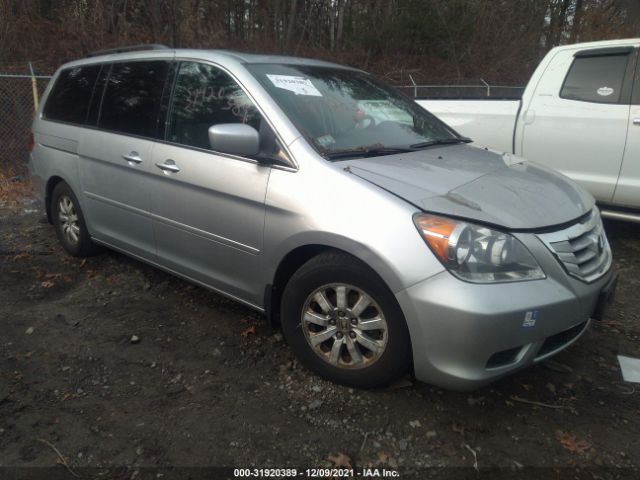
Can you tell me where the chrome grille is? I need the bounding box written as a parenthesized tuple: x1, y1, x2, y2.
(537, 209, 611, 282)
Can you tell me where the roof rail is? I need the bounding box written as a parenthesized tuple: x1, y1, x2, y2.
(86, 44, 170, 58)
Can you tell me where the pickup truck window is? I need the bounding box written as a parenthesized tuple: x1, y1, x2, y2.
(246, 63, 458, 159)
(560, 53, 630, 104)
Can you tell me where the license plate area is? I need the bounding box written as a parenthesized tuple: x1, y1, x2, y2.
(592, 272, 618, 321)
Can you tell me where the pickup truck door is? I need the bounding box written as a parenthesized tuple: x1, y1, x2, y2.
(520, 47, 637, 204)
(613, 59, 640, 208)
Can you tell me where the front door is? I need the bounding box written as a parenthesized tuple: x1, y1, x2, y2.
(149, 61, 271, 306)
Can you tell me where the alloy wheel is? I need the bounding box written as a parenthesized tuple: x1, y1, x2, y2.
(58, 195, 80, 245)
(301, 283, 388, 369)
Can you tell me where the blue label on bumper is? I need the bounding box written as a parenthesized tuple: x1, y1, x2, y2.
(523, 310, 539, 327)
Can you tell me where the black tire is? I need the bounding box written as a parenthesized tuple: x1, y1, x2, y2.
(281, 251, 411, 388)
(51, 182, 102, 257)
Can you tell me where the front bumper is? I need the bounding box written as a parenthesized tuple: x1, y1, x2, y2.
(396, 267, 614, 391)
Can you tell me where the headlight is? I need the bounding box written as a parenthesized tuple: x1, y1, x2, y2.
(413, 213, 545, 283)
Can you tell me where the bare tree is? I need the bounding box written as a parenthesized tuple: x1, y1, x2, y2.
(1, 0, 637, 85)
(284, 0, 297, 50)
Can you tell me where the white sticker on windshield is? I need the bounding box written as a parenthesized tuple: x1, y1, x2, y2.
(267, 75, 322, 96)
(316, 134, 335, 147)
(597, 86, 614, 97)
(357, 100, 413, 125)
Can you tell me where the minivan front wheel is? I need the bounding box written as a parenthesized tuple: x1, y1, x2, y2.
(51, 182, 101, 257)
(281, 251, 411, 388)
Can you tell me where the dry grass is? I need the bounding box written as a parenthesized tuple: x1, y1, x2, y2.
(0, 169, 33, 206)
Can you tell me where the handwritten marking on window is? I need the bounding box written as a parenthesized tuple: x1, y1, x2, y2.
(183, 84, 257, 122)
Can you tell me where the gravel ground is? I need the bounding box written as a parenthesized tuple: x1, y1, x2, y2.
(1, 196, 639, 480)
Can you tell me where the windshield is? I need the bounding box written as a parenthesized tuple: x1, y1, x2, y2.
(245, 63, 463, 160)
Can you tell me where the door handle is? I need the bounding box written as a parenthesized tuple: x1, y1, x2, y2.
(523, 109, 535, 125)
(122, 152, 143, 164)
(156, 159, 180, 173)
(633, 118, 640, 126)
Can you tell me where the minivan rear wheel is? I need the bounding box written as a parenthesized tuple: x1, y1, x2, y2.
(281, 251, 411, 388)
(51, 182, 102, 257)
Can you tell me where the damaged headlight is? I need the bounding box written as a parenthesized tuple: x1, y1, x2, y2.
(413, 213, 545, 283)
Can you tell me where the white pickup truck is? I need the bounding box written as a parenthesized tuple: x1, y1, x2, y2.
(418, 38, 640, 222)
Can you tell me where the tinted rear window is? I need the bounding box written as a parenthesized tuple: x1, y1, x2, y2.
(560, 54, 629, 104)
(43, 65, 101, 124)
(99, 61, 170, 138)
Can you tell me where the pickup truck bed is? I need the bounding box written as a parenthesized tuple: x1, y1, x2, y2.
(417, 99, 520, 154)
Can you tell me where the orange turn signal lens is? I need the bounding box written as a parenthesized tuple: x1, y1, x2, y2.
(413, 214, 459, 263)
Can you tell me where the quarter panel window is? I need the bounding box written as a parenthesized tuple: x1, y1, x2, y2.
(43, 65, 101, 124)
(560, 54, 629, 104)
(99, 61, 170, 138)
(168, 62, 261, 150)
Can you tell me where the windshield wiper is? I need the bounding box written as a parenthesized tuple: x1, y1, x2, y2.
(323, 137, 472, 161)
(409, 137, 472, 149)
(324, 147, 415, 161)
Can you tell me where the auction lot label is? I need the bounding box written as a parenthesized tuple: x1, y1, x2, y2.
(5, 466, 639, 479)
(234, 467, 399, 478)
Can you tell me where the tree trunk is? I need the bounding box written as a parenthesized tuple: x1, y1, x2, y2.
(336, 0, 346, 50)
(570, 0, 584, 43)
(330, 0, 336, 51)
(285, 0, 297, 51)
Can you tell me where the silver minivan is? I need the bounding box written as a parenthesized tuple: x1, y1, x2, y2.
(29, 45, 617, 391)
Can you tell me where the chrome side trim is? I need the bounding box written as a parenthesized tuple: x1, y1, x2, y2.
(152, 214, 259, 255)
(84, 191, 260, 254)
(601, 209, 640, 224)
(84, 191, 149, 216)
(40, 143, 78, 156)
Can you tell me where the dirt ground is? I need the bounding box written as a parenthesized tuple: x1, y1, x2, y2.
(1, 193, 639, 480)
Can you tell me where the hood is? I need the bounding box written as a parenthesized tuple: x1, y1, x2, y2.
(342, 144, 594, 230)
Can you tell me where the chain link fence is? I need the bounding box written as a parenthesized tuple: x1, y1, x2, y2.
(0, 72, 51, 172)
(396, 83, 525, 99)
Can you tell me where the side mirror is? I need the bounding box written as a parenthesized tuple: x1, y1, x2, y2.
(208, 123, 260, 157)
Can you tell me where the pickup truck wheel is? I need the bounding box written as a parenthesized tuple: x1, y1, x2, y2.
(281, 251, 411, 388)
(51, 182, 102, 257)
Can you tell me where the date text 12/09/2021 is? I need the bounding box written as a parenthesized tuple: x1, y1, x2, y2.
(233, 468, 401, 478)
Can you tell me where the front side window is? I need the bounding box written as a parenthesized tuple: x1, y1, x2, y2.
(99, 61, 170, 138)
(168, 62, 261, 150)
(560, 54, 629, 104)
(246, 63, 461, 160)
(43, 65, 101, 124)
